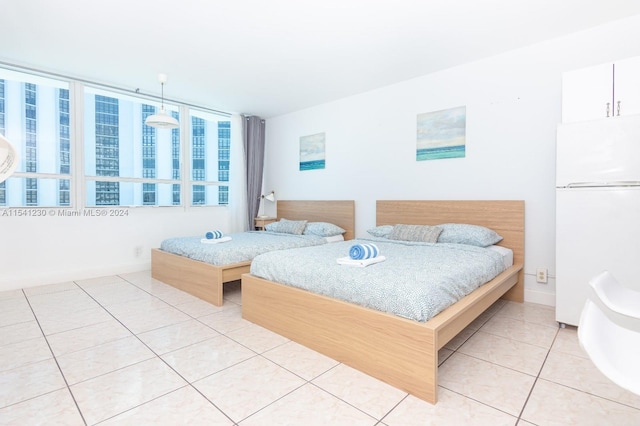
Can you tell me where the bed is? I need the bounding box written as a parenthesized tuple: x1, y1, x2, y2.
(241, 200, 524, 404)
(151, 200, 355, 306)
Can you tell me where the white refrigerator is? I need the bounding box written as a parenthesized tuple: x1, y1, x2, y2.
(556, 115, 640, 326)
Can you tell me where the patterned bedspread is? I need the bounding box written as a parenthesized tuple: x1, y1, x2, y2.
(249, 239, 507, 322)
(160, 231, 326, 266)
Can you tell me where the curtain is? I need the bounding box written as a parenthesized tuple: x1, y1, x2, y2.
(242, 115, 266, 229)
(228, 114, 248, 232)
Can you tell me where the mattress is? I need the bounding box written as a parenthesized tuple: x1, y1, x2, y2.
(160, 231, 329, 266)
(486, 244, 514, 269)
(249, 239, 509, 322)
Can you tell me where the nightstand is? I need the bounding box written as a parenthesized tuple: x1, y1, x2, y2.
(254, 217, 277, 231)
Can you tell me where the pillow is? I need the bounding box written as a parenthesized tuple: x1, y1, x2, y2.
(388, 224, 443, 243)
(303, 222, 346, 237)
(367, 225, 394, 238)
(324, 234, 345, 243)
(265, 218, 308, 235)
(437, 223, 503, 247)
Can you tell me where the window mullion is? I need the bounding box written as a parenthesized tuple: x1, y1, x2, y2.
(1, 65, 232, 208)
(180, 104, 190, 210)
(71, 81, 85, 208)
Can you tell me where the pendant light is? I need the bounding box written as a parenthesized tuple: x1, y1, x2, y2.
(145, 73, 179, 129)
(0, 134, 19, 183)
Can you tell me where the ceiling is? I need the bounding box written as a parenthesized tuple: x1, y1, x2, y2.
(2, 1, 640, 118)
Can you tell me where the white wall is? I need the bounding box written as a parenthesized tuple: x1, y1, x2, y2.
(263, 15, 640, 306)
(0, 207, 230, 291)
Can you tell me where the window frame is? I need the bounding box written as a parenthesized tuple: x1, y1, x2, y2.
(0, 69, 74, 208)
(0, 66, 232, 209)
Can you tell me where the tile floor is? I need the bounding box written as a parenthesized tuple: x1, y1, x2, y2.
(1, 271, 640, 425)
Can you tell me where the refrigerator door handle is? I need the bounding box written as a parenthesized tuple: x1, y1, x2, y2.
(566, 181, 640, 188)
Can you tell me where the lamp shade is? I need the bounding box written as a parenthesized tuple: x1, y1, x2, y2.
(263, 191, 276, 202)
(145, 109, 179, 129)
(145, 73, 179, 129)
(0, 134, 19, 183)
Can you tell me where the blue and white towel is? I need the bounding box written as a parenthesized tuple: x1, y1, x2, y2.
(205, 230, 224, 240)
(200, 236, 232, 244)
(337, 255, 386, 267)
(349, 243, 379, 260)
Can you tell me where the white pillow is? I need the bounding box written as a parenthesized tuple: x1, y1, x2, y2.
(437, 223, 503, 247)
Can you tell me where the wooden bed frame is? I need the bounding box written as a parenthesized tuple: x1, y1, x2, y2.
(241, 200, 524, 404)
(151, 200, 355, 306)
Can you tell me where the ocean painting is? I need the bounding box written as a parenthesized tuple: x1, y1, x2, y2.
(300, 132, 326, 171)
(417, 106, 466, 161)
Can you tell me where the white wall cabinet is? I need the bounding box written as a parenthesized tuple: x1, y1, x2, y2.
(614, 56, 640, 118)
(562, 56, 640, 123)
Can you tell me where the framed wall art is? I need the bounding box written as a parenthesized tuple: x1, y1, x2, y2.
(299, 132, 326, 171)
(417, 106, 466, 161)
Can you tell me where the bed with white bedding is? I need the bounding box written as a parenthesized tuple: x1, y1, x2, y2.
(151, 200, 355, 306)
(241, 200, 524, 404)
(250, 239, 512, 322)
(160, 232, 333, 266)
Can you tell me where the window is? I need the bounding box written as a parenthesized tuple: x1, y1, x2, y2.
(189, 112, 231, 206)
(0, 66, 233, 209)
(59, 89, 70, 205)
(84, 87, 183, 207)
(0, 79, 6, 205)
(0, 69, 71, 207)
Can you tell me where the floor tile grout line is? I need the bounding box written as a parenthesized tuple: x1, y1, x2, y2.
(535, 326, 640, 412)
(9, 277, 635, 423)
(259, 349, 339, 383)
(94, 383, 238, 426)
(514, 323, 561, 423)
(308, 360, 408, 421)
(466, 328, 557, 351)
(437, 336, 523, 419)
(307, 381, 383, 423)
(70, 281, 221, 421)
(235, 351, 384, 423)
(117, 273, 245, 325)
(235, 381, 310, 424)
(437, 385, 521, 420)
(21, 288, 89, 426)
(378, 393, 410, 425)
(448, 351, 541, 379)
(112, 277, 288, 423)
(436, 299, 532, 419)
(68, 279, 242, 424)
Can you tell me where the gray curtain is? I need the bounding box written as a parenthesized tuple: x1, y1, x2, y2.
(243, 115, 266, 228)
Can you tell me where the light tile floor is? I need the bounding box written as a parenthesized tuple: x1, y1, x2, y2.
(1, 271, 640, 425)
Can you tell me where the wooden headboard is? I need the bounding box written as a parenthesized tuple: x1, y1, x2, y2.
(376, 200, 525, 301)
(276, 200, 356, 240)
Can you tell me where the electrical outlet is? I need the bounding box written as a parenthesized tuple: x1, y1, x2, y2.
(536, 268, 548, 284)
(134, 246, 143, 258)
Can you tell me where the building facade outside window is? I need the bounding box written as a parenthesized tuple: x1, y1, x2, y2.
(0, 66, 232, 208)
(218, 121, 230, 205)
(93, 95, 120, 206)
(0, 70, 71, 207)
(58, 88, 70, 206)
(0, 79, 6, 205)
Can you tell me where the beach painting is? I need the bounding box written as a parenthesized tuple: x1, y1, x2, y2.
(299, 132, 326, 171)
(417, 106, 466, 161)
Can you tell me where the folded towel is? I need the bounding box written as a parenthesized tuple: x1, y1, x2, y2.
(349, 243, 379, 260)
(337, 256, 386, 267)
(201, 236, 232, 244)
(205, 230, 224, 239)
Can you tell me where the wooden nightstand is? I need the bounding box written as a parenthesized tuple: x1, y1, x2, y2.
(254, 217, 277, 231)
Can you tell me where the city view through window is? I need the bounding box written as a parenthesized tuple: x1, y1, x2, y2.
(0, 67, 231, 208)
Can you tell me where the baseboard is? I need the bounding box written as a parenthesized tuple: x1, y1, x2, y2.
(524, 289, 556, 307)
(0, 261, 152, 292)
